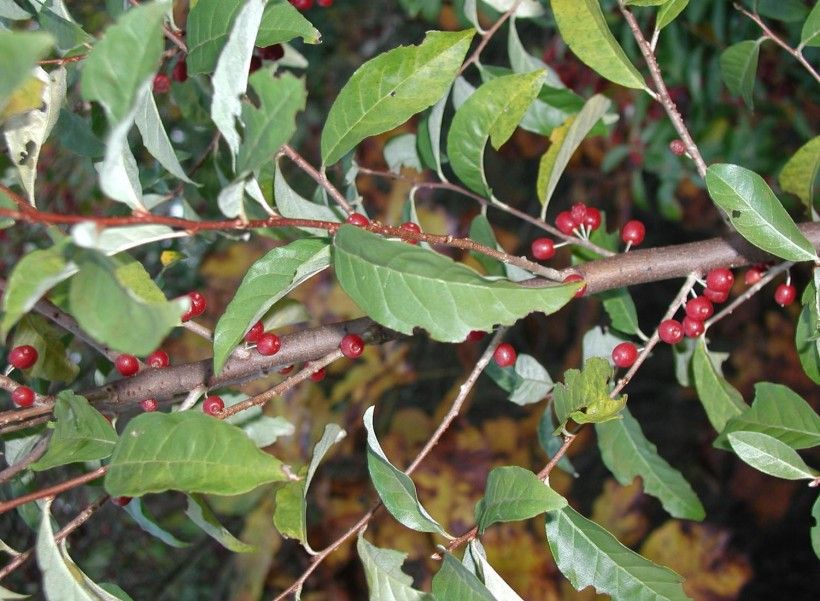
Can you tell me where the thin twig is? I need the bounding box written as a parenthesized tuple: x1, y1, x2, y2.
(0, 466, 107, 515)
(281, 146, 354, 213)
(734, 3, 820, 83)
(181, 320, 213, 341)
(0, 433, 50, 485)
(459, 0, 525, 75)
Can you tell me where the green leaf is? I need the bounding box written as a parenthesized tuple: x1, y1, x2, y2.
(482, 0, 544, 18)
(383, 133, 423, 173)
(357, 533, 434, 601)
(134, 92, 195, 184)
(727, 431, 818, 480)
(486, 353, 554, 406)
(53, 109, 105, 158)
(447, 70, 545, 197)
(274, 424, 345, 551)
(656, 0, 689, 30)
(705, 163, 817, 262)
(756, 0, 808, 22)
(716, 382, 820, 450)
(273, 163, 343, 234)
(553, 357, 627, 432)
(333, 225, 580, 343)
(546, 506, 690, 601)
(599, 287, 640, 336)
(468, 214, 505, 277)
(363, 406, 450, 537)
(424, 81, 450, 179)
(597, 408, 705, 520)
(778, 136, 819, 215)
(625, 0, 670, 5)
(796, 278, 820, 384)
(536, 95, 611, 211)
(185, 494, 254, 552)
(321, 29, 474, 165)
(432, 553, 495, 601)
(256, 0, 321, 47)
(474, 466, 566, 534)
(551, 0, 646, 90)
(11, 315, 79, 383)
(802, 2, 820, 47)
(212, 239, 329, 373)
(122, 498, 190, 548)
(0, 31, 53, 117)
(69, 252, 187, 356)
(236, 71, 306, 175)
(31, 391, 117, 471)
(691, 340, 748, 432)
(812, 496, 820, 560)
(105, 411, 287, 497)
(463, 540, 526, 600)
(80, 1, 167, 123)
(719, 40, 761, 110)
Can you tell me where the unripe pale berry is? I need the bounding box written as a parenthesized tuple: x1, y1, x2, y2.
(310, 367, 326, 382)
(147, 349, 169, 369)
(346, 212, 369, 227)
(621, 220, 646, 246)
(531, 238, 555, 260)
(583, 207, 602, 231)
(555, 211, 576, 235)
(685, 296, 714, 321)
(140, 398, 158, 412)
(702, 287, 729, 304)
(774, 283, 797, 307)
(658, 319, 684, 344)
(563, 273, 587, 297)
(153, 73, 171, 94)
(705, 268, 734, 293)
(340, 333, 364, 359)
(611, 342, 638, 368)
(245, 320, 264, 343)
(682, 316, 705, 338)
(256, 333, 281, 356)
(8, 345, 38, 370)
(669, 139, 686, 156)
(115, 354, 139, 377)
(11, 386, 35, 408)
(203, 395, 224, 415)
(493, 343, 517, 368)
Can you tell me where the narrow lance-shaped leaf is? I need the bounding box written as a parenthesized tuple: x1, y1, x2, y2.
(474, 466, 566, 533)
(134, 90, 196, 184)
(334, 225, 581, 343)
(105, 411, 288, 497)
(597, 408, 705, 520)
(363, 406, 450, 536)
(656, 0, 690, 30)
(719, 40, 762, 110)
(321, 29, 474, 166)
(796, 277, 820, 384)
(691, 340, 748, 432)
(537, 94, 611, 213)
(551, 0, 647, 90)
(185, 494, 255, 552)
(357, 533, 433, 601)
(447, 70, 545, 197)
(546, 506, 691, 601)
(212, 238, 330, 374)
(727, 431, 818, 480)
(705, 163, 817, 263)
(801, 2, 820, 47)
(123, 498, 189, 548)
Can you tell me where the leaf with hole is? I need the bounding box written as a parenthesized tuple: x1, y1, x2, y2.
(334, 225, 580, 342)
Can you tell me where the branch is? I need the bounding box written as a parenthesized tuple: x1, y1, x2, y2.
(0, 466, 107, 515)
(619, 1, 708, 178)
(281, 146, 354, 213)
(0, 433, 50, 485)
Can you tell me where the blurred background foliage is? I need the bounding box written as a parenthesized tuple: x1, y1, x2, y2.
(0, 0, 817, 599)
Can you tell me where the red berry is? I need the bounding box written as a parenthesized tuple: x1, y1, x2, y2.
(705, 268, 734, 293)
(8, 345, 38, 370)
(531, 238, 555, 261)
(570, 202, 587, 225)
(685, 296, 714, 321)
(317, 0, 332, 6)
(399, 221, 421, 245)
(11, 386, 35, 408)
(493, 343, 517, 368)
(140, 398, 158, 412)
(249, 55, 262, 74)
(583, 207, 602, 231)
(744, 266, 766, 286)
(256, 333, 281, 356)
(611, 342, 638, 368)
(702, 287, 729, 304)
(774, 283, 797, 307)
(669, 139, 686, 156)
(465, 330, 487, 342)
(203, 395, 224, 416)
(555, 211, 576, 235)
(279, 365, 294, 374)
(245, 320, 264, 343)
(310, 367, 326, 382)
(340, 333, 365, 359)
(111, 496, 132, 507)
(172, 58, 188, 83)
(658, 319, 684, 344)
(259, 44, 284, 61)
(181, 291, 206, 322)
(290, 0, 313, 9)
(621, 220, 646, 246)
(682, 316, 705, 338)
(115, 354, 139, 377)
(146, 350, 169, 369)
(563, 273, 587, 298)
(346, 212, 370, 227)
(153, 73, 171, 94)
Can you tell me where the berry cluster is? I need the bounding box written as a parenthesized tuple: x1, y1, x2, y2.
(554, 202, 602, 238)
